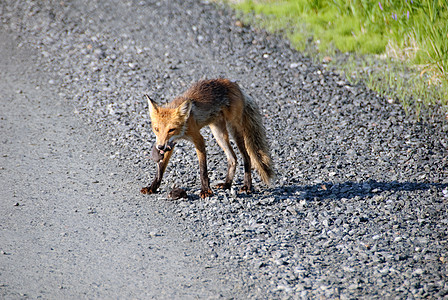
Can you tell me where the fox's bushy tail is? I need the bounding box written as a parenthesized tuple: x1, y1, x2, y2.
(242, 92, 275, 185)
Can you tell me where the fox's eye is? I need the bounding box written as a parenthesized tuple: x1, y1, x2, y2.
(168, 128, 175, 133)
(154, 127, 159, 132)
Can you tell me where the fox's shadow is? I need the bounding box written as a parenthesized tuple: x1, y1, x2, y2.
(178, 179, 447, 202)
(269, 179, 448, 202)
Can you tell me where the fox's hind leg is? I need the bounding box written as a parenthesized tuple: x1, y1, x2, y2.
(209, 118, 237, 190)
(229, 125, 253, 193)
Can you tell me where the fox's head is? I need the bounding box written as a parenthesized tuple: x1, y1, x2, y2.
(145, 95, 192, 154)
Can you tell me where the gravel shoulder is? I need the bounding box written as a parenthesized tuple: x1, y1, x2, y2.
(1, 0, 448, 298)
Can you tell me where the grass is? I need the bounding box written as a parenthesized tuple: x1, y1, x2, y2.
(226, 0, 448, 120)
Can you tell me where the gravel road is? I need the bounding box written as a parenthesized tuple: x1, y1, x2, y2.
(1, 0, 448, 298)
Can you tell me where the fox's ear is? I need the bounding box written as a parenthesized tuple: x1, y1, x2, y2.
(177, 100, 192, 118)
(144, 94, 158, 114)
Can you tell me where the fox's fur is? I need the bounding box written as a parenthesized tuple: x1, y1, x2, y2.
(140, 78, 274, 198)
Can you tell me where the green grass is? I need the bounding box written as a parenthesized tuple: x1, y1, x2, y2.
(228, 0, 448, 120)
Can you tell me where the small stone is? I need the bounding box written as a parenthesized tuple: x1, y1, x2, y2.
(290, 63, 300, 68)
(235, 20, 243, 27)
(442, 189, 448, 197)
(394, 236, 403, 242)
(413, 268, 424, 275)
(149, 232, 159, 237)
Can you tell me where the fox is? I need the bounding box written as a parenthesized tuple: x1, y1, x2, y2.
(140, 78, 274, 198)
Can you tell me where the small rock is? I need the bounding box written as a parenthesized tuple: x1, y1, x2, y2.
(413, 268, 424, 275)
(442, 189, 448, 197)
(290, 62, 300, 68)
(235, 20, 243, 27)
(168, 187, 188, 200)
(149, 231, 160, 238)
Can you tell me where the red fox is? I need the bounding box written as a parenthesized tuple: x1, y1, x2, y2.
(140, 78, 274, 198)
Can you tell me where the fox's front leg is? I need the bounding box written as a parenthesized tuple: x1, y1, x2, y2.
(193, 135, 213, 198)
(141, 147, 173, 194)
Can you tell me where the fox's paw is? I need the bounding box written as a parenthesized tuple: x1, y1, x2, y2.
(199, 188, 213, 199)
(215, 182, 232, 190)
(239, 185, 253, 194)
(141, 187, 155, 194)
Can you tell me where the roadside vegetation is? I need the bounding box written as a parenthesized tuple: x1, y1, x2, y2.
(227, 0, 448, 120)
